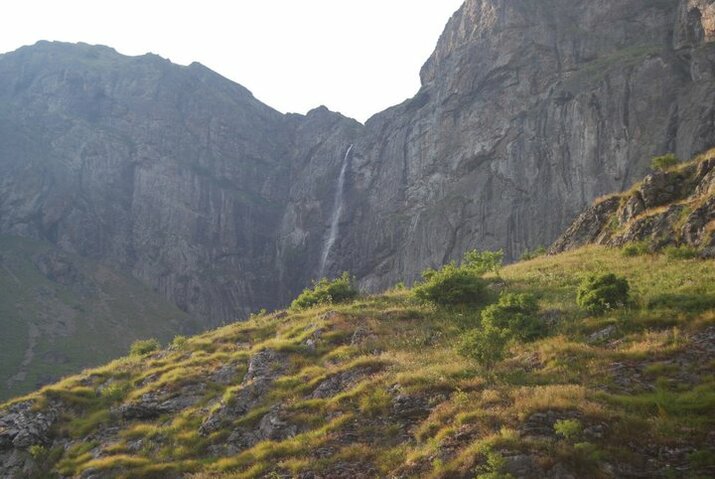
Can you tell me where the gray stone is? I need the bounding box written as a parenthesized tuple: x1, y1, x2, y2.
(257, 407, 297, 441)
(310, 368, 367, 399)
(211, 363, 242, 385)
(392, 394, 430, 420)
(618, 193, 646, 225)
(0, 401, 57, 449)
(117, 393, 172, 420)
(588, 325, 617, 344)
(502, 454, 538, 477)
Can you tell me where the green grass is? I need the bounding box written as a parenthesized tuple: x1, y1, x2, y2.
(2, 244, 715, 478)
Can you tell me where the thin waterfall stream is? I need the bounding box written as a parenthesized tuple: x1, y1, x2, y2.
(319, 144, 353, 278)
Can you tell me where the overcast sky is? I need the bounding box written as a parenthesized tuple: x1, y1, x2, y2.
(0, 0, 464, 122)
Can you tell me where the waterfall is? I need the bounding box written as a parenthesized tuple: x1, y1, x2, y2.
(319, 144, 353, 278)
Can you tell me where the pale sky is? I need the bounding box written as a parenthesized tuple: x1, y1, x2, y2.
(0, 0, 465, 122)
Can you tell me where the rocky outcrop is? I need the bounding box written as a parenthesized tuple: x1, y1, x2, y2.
(199, 348, 285, 435)
(117, 386, 205, 420)
(549, 197, 621, 253)
(551, 153, 715, 253)
(0, 400, 59, 478)
(0, 401, 57, 449)
(310, 368, 368, 399)
(2, 0, 715, 329)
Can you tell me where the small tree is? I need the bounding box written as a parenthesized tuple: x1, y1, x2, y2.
(481, 292, 542, 341)
(459, 324, 510, 368)
(413, 263, 487, 306)
(129, 338, 161, 356)
(463, 249, 504, 275)
(576, 273, 630, 315)
(554, 418, 582, 442)
(650, 153, 678, 171)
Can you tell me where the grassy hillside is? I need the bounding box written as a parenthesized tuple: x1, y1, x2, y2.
(0, 235, 191, 401)
(3, 246, 713, 478)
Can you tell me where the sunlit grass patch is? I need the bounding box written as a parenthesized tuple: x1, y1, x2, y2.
(511, 385, 601, 419)
(210, 414, 353, 474)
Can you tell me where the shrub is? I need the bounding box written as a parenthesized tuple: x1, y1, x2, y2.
(621, 241, 650, 257)
(359, 388, 392, 417)
(170, 335, 188, 350)
(463, 249, 504, 275)
(290, 272, 358, 309)
(476, 451, 514, 479)
(459, 324, 510, 368)
(29, 444, 48, 460)
(100, 382, 128, 402)
(554, 418, 582, 441)
(663, 245, 698, 260)
(129, 338, 161, 356)
(480, 292, 543, 341)
(520, 246, 547, 261)
(413, 263, 487, 306)
(650, 153, 678, 171)
(576, 273, 630, 315)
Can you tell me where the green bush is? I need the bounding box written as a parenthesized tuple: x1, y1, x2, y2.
(170, 335, 188, 350)
(413, 263, 487, 306)
(475, 451, 514, 479)
(481, 292, 542, 341)
(129, 338, 161, 356)
(554, 418, 582, 441)
(459, 324, 510, 368)
(290, 272, 358, 310)
(463, 249, 504, 275)
(663, 245, 699, 260)
(29, 444, 48, 460)
(100, 382, 128, 402)
(650, 153, 678, 171)
(412, 249, 502, 306)
(576, 273, 630, 315)
(520, 246, 547, 261)
(621, 241, 650, 257)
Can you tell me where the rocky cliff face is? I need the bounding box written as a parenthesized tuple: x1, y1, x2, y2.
(0, 43, 358, 324)
(2, 0, 715, 326)
(321, 0, 715, 292)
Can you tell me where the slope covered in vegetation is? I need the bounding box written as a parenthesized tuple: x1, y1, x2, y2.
(1, 245, 713, 478)
(0, 236, 190, 401)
